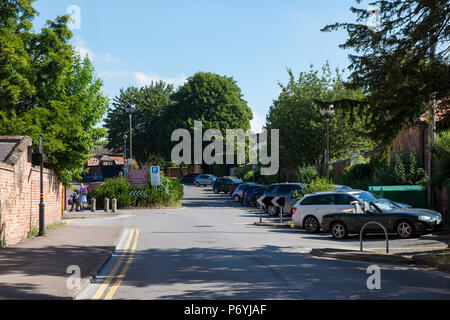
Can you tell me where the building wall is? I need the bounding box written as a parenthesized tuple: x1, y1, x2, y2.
(393, 123, 429, 168)
(0, 137, 62, 246)
(164, 165, 202, 178)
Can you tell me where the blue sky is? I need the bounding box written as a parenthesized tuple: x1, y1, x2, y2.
(33, 0, 370, 132)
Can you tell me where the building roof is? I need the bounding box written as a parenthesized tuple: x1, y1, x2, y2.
(0, 136, 33, 165)
(92, 146, 122, 157)
(0, 142, 17, 162)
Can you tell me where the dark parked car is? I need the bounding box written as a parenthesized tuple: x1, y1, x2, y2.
(181, 174, 200, 184)
(322, 199, 443, 239)
(262, 183, 307, 216)
(242, 185, 265, 205)
(212, 178, 242, 194)
(250, 186, 268, 207)
(231, 183, 263, 202)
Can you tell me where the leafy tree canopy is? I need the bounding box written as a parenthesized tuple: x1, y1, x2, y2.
(266, 64, 375, 168)
(154, 72, 254, 161)
(104, 82, 175, 164)
(322, 0, 450, 150)
(0, 0, 108, 186)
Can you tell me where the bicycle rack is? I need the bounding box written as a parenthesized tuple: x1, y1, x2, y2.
(360, 221, 389, 254)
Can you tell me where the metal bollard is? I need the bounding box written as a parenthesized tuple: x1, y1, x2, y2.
(104, 198, 110, 213)
(90, 198, 96, 212)
(111, 198, 117, 213)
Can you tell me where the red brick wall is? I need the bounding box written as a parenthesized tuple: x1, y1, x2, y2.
(0, 143, 62, 246)
(393, 123, 428, 168)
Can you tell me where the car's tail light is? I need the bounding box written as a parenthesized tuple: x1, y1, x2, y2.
(292, 208, 297, 215)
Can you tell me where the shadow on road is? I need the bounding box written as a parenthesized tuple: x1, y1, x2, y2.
(116, 245, 450, 300)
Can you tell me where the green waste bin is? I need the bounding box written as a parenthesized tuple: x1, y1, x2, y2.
(368, 185, 428, 208)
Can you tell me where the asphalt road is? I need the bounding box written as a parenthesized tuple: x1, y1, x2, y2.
(75, 185, 450, 300)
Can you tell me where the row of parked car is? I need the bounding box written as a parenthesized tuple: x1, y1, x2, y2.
(182, 174, 444, 240)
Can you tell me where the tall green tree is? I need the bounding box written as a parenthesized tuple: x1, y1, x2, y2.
(155, 72, 253, 162)
(321, 0, 450, 149)
(266, 64, 374, 168)
(0, 0, 36, 108)
(104, 81, 175, 164)
(0, 0, 108, 186)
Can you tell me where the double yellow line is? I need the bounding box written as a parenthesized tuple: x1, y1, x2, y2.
(92, 228, 140, 300)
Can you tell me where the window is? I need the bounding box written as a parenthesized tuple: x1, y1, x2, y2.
(351, 192, 378, 203)
(301, 196, 318, 205)
(301, 194, 334, 205)
(335, 194, 356, 205)
(277, 185, 294, 194)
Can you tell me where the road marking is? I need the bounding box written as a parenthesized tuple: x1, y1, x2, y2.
(91, 229, 135, 300)
(104, 229, 140, 300)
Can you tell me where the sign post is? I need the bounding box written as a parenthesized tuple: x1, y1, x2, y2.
(271, 196, 286, 224)
(128, 169, 148, 186)
(151, 166, 161, 187)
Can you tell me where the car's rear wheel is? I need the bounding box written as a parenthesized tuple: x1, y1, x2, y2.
(396, 220, 415, 238)
(233, 195, 240, 202)
(195, 182, 200, 187)
(331, 222, 348, 239)
(267, 206, 279, 216)
(213, 188, 219, 194)
(303, 216, 320, 233)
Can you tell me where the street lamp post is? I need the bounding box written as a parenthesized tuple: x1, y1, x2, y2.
(123, 134, 127, 168)
(38, 134, 46, 236)
(319, 104, 335, 180)
(126, 104, 135, 167)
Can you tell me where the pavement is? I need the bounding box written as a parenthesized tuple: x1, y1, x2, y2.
(0, 223, 123, 299)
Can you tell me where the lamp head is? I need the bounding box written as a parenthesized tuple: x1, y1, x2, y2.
(126, 104, 135, 114)
(319, 104, 335, 117)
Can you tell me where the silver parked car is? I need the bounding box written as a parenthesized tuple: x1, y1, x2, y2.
(230, 183, 262, 202)
(194, 174, 217, 186)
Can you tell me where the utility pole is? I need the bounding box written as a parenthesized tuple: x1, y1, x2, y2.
(428, 10, 438, 209)
(126, 104, 135, 168)
(39, 134, 46, 236)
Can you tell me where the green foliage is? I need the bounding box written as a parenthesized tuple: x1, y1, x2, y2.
(333, 162, 375, 191)
(90, 175, 184, 209)
(155, 72, 253, 162)
(433, 130, 450, 199)
(0, 1, 108, 186)
(333, 152, 428, 190)
(105, 82, 175, 164)
(322, 0, 450, 149)
(266, 64, 375, 168)
(291, 166, 318, 184)
(27, 227, 39, 239)
(293, 177, 335, 200)
(375, 152, 428, 186)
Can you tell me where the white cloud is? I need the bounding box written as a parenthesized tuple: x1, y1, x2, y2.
(134, 72, 187, 88)
(72, 36, 120, 64)
(73, 36, 95, 61)
(99, 53, 121, 64)
(250, 111, 266, 133)
(98, 69, 131, 80)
